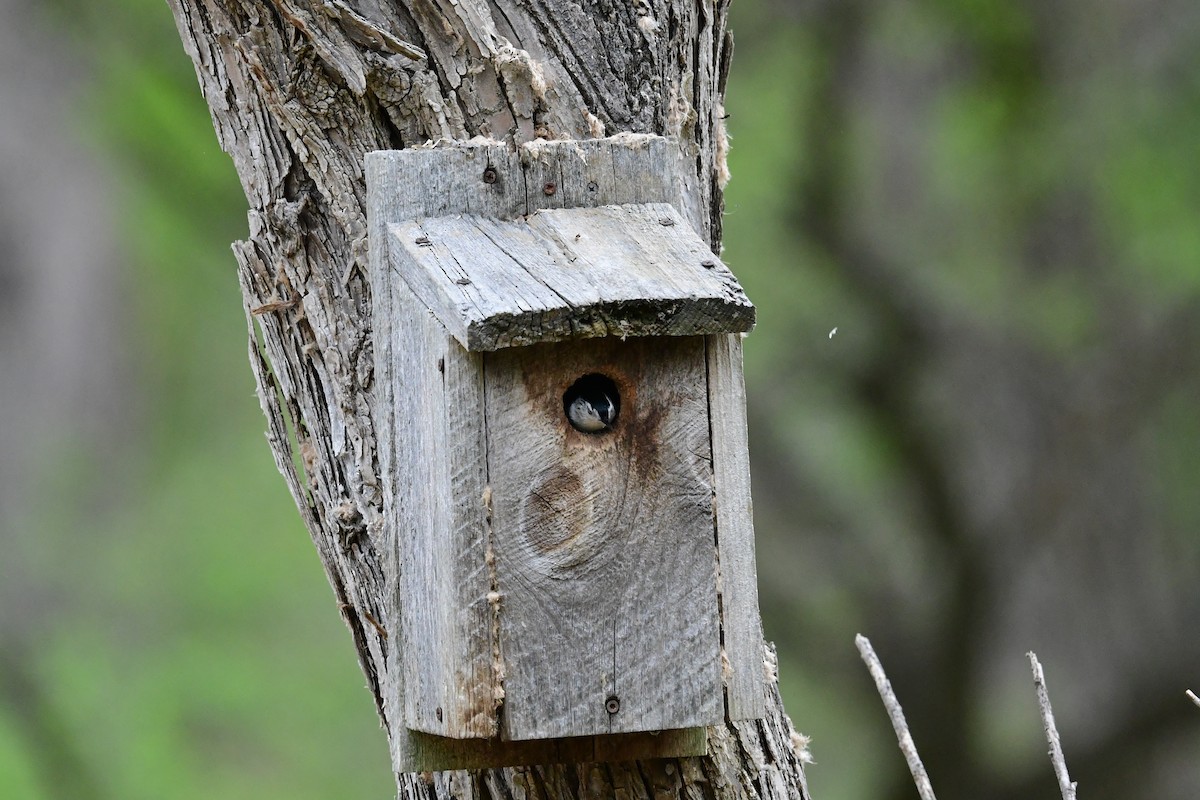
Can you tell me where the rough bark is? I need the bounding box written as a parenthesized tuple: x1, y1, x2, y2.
(168, 0, 811, 796)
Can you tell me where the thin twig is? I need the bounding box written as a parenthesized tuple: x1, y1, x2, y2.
(855, 634, 937, 800)
(1028, 652, 1078, 800)
(1187, 689, 1200, 709)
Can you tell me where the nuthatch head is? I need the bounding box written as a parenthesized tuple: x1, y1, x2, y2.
(567, 391, 617, 433)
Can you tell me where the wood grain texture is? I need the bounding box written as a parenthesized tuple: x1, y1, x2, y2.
(170, 0, 814, 794)
(368, 136, 753, 353)
(370, 152, 498, 747)
(387, 283, 496, 739)
(706, 334, 767, 720)
(368, 141, 526, 223)
(387, 203, 753, 351)
(484, 336, 723, 741)
(400, 726, 706, 772)
(366, 135, 683, 222)
(371, 139, 756, 763)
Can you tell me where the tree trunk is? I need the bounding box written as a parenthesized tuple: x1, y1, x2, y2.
(168, 0, 811, 796)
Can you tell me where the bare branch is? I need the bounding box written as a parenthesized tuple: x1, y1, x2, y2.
(855, 634, 937, 800)
(1028, 652, 1078, 800)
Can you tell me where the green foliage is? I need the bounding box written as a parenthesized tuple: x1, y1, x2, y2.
(37, 438, 391, 799)
(722, 0, 1200, 798)
(0, 1, 391, 798)
(0, 719, 42, 800)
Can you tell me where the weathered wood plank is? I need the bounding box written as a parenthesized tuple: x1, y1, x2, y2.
(367, 142, 525, 222)
(368, 135, 681, 225)
(368, 138, 405, 754)
(386, 203, 754, 351)
(389, 280, 450, 734)
(520, 134, 683, 213)
(706, 334, 766, 720)
(372, 152, 499, 746)
(386, 280, 498, 740)
(386, 216, 576, 350)
(483, 336, 723, 741)
(525, 203, 752, 333)
(399, 727, 707, 772)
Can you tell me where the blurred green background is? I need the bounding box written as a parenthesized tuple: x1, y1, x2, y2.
(1, 0, 1198, 798)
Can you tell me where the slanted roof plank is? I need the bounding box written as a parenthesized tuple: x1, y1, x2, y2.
(387, 204, 754, 351)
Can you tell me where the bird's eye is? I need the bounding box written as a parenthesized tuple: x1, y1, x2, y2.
(563, 373, 620, 433)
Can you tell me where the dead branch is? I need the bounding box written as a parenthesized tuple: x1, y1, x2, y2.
(855, 634, 938, 800)
(1028, 652, 1078, 800)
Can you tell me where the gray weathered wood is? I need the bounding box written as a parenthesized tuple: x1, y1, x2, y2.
(370, 137, 498, 745)
(386, 202, 753, 351)
(519, 134, 684, 214)
(170, 0, 815, 795)
(370, 138, 749, 766)
(374, 285, 709, 770)
(706, 334, 767, 720)
(366, 135, 684, 223)
(367, 141, 526, 223)
(484, 336, 723, 740)
(367, 137, 755, 354)
(399, 726, 707, 772)
(387, 281, 496, 740)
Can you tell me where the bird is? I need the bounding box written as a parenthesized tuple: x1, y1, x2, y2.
(567, 390, 617, 433)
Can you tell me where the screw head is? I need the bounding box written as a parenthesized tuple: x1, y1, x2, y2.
(543, 182, 557, 196)
(605, 695, 620, 714)
(482, 167, 497, 184)
(701, 259, 716, 269)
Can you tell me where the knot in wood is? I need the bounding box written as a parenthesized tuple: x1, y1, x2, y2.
(517, 466, 613, 577)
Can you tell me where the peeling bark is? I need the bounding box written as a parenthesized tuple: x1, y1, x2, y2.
(168, 0, 808, 795)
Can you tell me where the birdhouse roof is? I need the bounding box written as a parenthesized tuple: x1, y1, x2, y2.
(385, 203, 753, 351)
(368, 136, 755, 352)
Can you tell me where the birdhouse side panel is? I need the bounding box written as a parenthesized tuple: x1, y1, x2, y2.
(387, 280, 498, 740)
(483, 336, 724, 742)
(705, 333, 767, 720)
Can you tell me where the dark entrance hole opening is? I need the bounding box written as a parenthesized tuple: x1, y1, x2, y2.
(563, 373, 621, 434)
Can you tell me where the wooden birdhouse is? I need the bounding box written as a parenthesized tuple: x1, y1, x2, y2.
(367, 135, 765, 772)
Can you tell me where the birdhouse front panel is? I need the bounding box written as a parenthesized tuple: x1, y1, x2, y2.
(484, 335, 722, 741)
(367, 135, 766, 771)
